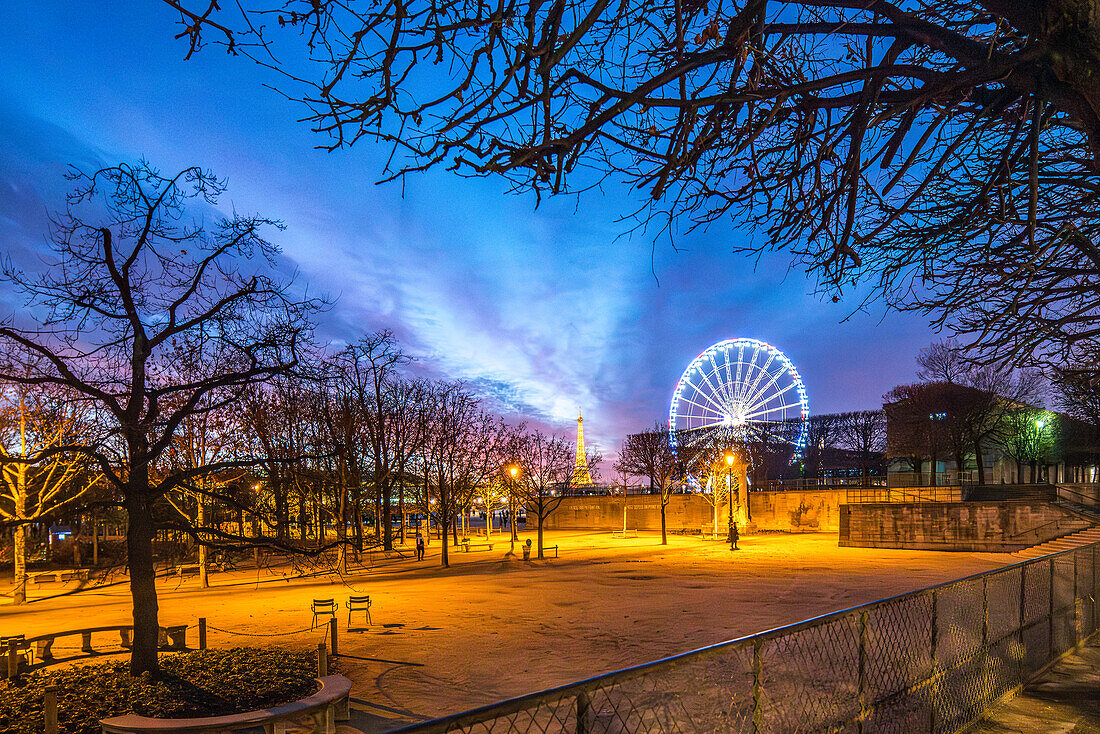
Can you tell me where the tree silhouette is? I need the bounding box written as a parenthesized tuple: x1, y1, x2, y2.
(0, 162, 322, 674)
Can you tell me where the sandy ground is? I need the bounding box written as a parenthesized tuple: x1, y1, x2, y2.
(0, 530, 1015, 732)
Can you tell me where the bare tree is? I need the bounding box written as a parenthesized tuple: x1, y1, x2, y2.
(883, 384, 951, 486)
(0, 362, 99, 604)
(802, 414, 843, 480)
(515, 428, 574, 559)
(836, 410, 887, 483)
(163, 2, 1100, 367)
(913, 340, 1044, 483)
(615, 423, 677, 545)
(160, 333, 251, 588)
(0, 162, 322, 674)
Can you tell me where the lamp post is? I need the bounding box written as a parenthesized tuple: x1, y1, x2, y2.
(509, 465, 520, 553)
(1035, 418, 1047, 483)
(725, 452, 739, 551)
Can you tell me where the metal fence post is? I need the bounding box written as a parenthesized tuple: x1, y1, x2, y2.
(317, 642, 327, 677)
(858, 611, 868, 733)
(982, 577, 989, 648)
(44, 684, 58, 734)
(929, 589, 938, 734)
(1049, 558, 1055, 659)
(752, 638, 764, 733)
(198, 618, 207, 650)
(330, 617, 338, 656)
(576, 690, 590, 734)
(1075, 551, 1083, 646)
(6, 642, 17, 680)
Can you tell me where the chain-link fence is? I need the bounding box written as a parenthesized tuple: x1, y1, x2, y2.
(390, 543, 1099, 734)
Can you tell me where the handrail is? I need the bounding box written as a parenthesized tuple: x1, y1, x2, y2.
(1057, 484, 1100, 507)
(1007, 517, 1086, 541)
(387, 541, 1100, 734)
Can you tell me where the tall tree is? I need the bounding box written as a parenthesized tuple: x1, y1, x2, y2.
(0, 366, 98, 605)
(836, 410, 887, 483)
(914, 341, 1043, 483)
(802, 414, 843, 480)
(616, 423, 677, 545)
(0, 162, 321, 674)
(514, 428, 574, 559)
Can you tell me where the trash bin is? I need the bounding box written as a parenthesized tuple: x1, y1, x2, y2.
(522, 540, 532, 561)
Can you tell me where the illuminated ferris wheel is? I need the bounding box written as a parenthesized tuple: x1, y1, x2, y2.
(669, 338, 809, 458)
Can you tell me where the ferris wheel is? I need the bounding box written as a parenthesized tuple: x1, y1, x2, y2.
(669, 338, 809, 457)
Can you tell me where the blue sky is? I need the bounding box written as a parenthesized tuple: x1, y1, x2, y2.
(0, 2, 938, 454)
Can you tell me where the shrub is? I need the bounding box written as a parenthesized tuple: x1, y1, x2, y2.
(0, 648, 317, 734)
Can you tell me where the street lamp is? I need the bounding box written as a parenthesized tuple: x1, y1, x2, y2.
(725, 452, 739, 551)
(508, 465, 520, 552)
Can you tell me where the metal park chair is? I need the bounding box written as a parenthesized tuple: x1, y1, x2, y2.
(346, 595, 372, 627)
(311, 598, 337, 629)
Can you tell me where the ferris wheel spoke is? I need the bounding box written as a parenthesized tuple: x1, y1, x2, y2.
(704, 361, 738, 409)
(686, 417, 739, 430)
(674, 393, 726, 416)
(744, 401, 805, 421)
(682, 376, 731, 415)
(743, 366, 792, 415)
(721, 351, 739, 408)
(733, 347, 761, 405)
(733, 344, 745, 396)
(745, 379, 798, 416)
(695, 363, 733, 413)
(738, 353, 775, 406)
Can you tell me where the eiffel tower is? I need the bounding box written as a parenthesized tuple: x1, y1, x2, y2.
(572, 412, 594, 487)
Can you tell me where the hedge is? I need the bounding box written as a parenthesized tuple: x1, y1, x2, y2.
(0, 648, 317, 734)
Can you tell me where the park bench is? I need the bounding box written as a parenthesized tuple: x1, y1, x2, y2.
(100, 674, 352, 734)
(461, 541, 493, 552)
(611, 529, 638, 538)
(33, 572, 58, 585)
(26, 624, 189, 662)
(168, 564, 200, 579)
(60, 569, 90, 582)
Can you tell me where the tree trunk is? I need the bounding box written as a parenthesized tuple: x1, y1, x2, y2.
(13, 522, 26, 605)
(337, 483, 348, 574)
(197, 498, 209, 589)
(382, 478, 393, 551)
(974, 442, 986, 485)
(713, 499, 719, 541)
(660, 500, 667, 545)
(537, 499, 545, 559)
(126, 485, 160, 675)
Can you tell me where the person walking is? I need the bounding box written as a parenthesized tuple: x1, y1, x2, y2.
(415, 532, 425, 561)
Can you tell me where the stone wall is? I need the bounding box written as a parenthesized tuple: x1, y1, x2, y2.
(838, 501, 1091, 552)
(535, 489, 847, 533)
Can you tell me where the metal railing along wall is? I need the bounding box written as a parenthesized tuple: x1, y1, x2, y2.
(845, 486, 965, 504)
(390, 544, 1099, 734)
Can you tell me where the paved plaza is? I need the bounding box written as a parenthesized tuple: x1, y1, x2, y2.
(1, 530, 1016, 732)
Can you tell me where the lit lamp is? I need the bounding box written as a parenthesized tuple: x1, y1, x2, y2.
(725, 452, 739, 551)
(508, 465, 520, 551)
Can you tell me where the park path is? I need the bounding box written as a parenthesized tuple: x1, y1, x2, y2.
(1, 531, 1017, 732)
(970, 636, 1100, 734)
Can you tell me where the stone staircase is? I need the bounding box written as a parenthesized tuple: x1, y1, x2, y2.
(1013, 526, 1100, 559)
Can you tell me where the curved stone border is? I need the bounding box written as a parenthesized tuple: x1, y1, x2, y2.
(100, 674, 352, 733)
